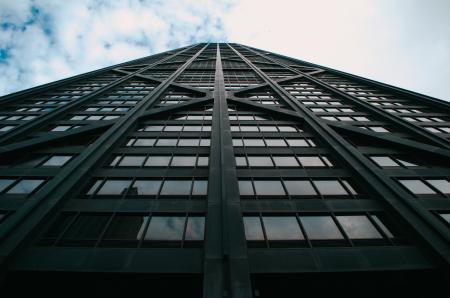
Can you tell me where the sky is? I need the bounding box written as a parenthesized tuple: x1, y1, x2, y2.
(0, 0, 449, 100)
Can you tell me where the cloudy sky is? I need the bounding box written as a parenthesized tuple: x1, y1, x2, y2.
(1, 0, 449, 100)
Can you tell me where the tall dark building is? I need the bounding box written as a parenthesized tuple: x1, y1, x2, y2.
(0, 43, 449, 297)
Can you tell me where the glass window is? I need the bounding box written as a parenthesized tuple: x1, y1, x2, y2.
(298, 156, 325, 167)
(243, 216, 264, 240)
(42, 155, 72, 167)
(438, 213, 450, 224)
(370, 156, 398, 167)
(160, 180, 192, 195)
(247, 156, 273, 167)
(243, 139, 265, 147)
(179, 139, 200, 147)
(300, 216, 344, 240)
(313, 180, 348, 195)
(371, 215, 394, 238)
(265, 139, 286, 147)
(286, 139, 308, 147)
(284, 180, 317, 196)
(145, 216, 185, 240)
(171, 156, 196, 167)
(272, 156, 299, 167)
(0, 179, 15, 192)
(7, 179, 45, 194)
(134, 138, 156, 146)
(337, 215, 382, 239)
(156, 139, 178, 146)
(185, 216, 205, 241)
(232, 139, 243, 147)
(192, 180, 208, 196)
(238, 180, 254, 196)
(235, 156, 247, 167)
(426, 179, 450, 194)
(254, 180, 285, 196)
(197, 157, 209, 167)
(103, 215, 149, 240)
(145, 156, 171, 167)
(130, 180, 161, 195)
(399, 180, 436, 195)
(63, 214, 109, 240)
(263, 216, 304, 240)
(119, 156, 146, 167)
(96, 180, 131, 195)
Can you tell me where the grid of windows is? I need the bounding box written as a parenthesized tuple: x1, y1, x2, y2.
(40, 212, 205, 248)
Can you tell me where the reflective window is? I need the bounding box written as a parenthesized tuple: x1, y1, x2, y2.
(247, 156, 273, 167)
(103, 215, 148, 240)
(145, 216, 185, 241)
(284, 180, 317, 196)
(426, 179, 450, 194)
(263, 216, 304, 240)
(42, 155, 72, 167)
(63, 214, 109, 240)
(119, 156, 146, 167)
(243, 217, 264, 240)
(145, 156, 171, 167)
(171, 156, 196, 167)
(0, 179, 15, 192)
(160, 180, 192, 195)
(370, 156, 398, 167)
(272, 156, 299, 167)
(238, 181, 254, 196)
(399, 180, 436, 195)
(254, 180, 285, 196)
(300, 216, 344, 240)
(298, 156, 325, 167)
(96, 180, 131, 195)
(130, 180, 161, 195)
(313, 180, 348, 195)
(6, 179, 45, 194)
(337, 215, 382, 239)
(184, 216, 205, 241)
(192, 180, 208, 196)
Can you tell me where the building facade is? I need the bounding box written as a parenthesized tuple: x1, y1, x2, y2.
(0, 43, 449, 297)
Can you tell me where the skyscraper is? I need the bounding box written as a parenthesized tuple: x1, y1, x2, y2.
(0, 43, 449, 297)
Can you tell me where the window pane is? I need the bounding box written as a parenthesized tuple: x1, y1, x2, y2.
(134, 138, 156, 146)
(145, 216, 185, 240)
(426, 179, 450, 194)
(243, 217, 264, 240)
(337, 215, 382, 239)
(370, 156, 398, 167)
(247, 156, 273, 167)
(7, 179, 45, 194)
(284, 180, 317, 196)
(238, 180, 254, 196)
(192, 180, 208, 196)
(64, 215, 109, 240)
(371, 215, 394, 238)
(0, 179, 15, 192)
(286, 139, 308, 147)
(263, 216, 303, 240)
(197, 156, 209, 167)
(178, 139, 199, 146)
(42, 155, 72, 166)
(185, 216, 205, 241)
(313, 180, 348, 195)
(300, 216, 344, 240)
(243, 139, 265, 147)
(171, 156, 196, 167)
(97, 180, 131, 195)
(273, 156, 299, 167)
(235, 156, 247, 167)
(298, 156, 325, 167)
(254, 181, 285, 196)
(119, 156, 145, 167)
(160, 180, 192, 195)
(265, 139, 286, 147)
(399, 180, 436, 195)
(130, 180, 161, 195)
(103, 215, 149, 240)
(145, 156, 171, 167)
(156, 139, 178, 146)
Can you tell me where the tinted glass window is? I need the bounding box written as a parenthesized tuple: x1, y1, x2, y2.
(103, 215, 148, 240)
(399, 180, 436, 195)
(119, 156, 145, 167)
(96, 180, 131, 195)
(171, 156, 196, 167)
(254, 181, 285, 196)
(130, 180, 161, 195)
(64, 215, 109, 239)
(0, 179, 15, 192)
(185, 216, 205, 241)
(265, 139, 286, 147)
(145, 216, 185, 240)
(284, 180, 317, 196)
(427, 179, 450, 194)
(156, 139, 178, 146)
(337, 215, 382, 239)
(134, 139, 156, 146)
(263, 216, 303, 240)
(243, 217, 264, 240)
(298, 156, 325, 167)
(160, 180, 192, 195)
(239, 181, 254, 195)
(145, 156, 171, 167)
(313, 180, 348, 195)
(42, 155, 72, 166)
(300, 216, 344, 240)
(7, 179, 45, 194)
(370, 156, 398, 167)
(273, 156, 299, 167)
(192, 180, 208, 196)
(247, 156, 273, 167)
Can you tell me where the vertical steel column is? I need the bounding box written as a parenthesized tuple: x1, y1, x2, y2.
(203, 44, 253, 298)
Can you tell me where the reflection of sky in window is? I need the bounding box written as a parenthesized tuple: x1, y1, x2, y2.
(263, 216, 304, 240)
(300, 216, 343, 240)
(160, 180, 192, 195)
(131, 180, 161, 195)
(337, 216, 382, 239)
(243, 217, 264, 240)
(0, 179, 15, 192)
(43, 155, 72, 166)
(145, 216, 185, 241)
(97, 180, 131, 195)
(7, 179, 44, 194)
(185, 217, 205, 240)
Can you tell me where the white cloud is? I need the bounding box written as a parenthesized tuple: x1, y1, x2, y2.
(0, 0, 449, 101)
